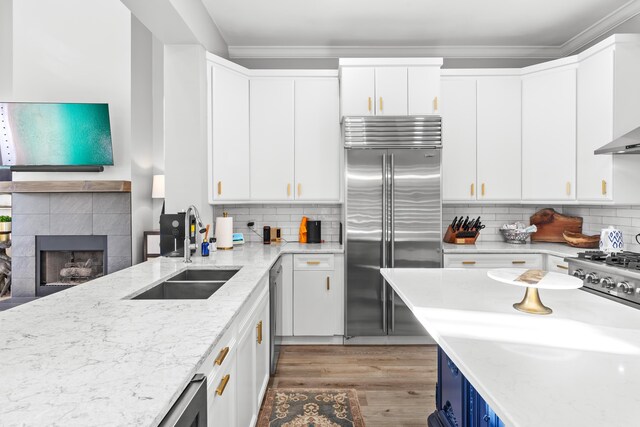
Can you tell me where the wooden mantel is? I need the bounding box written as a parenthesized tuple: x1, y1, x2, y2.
(0, 180, 131, 193)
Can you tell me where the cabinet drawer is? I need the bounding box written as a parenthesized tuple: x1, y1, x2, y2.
(294, 254, 334, 270)
(198, 326, 236, 380)
(444, 253, 543, 269)
(547, 254, 569, 274)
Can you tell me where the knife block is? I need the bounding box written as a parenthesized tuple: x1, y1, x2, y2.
(443, 226, 480, 245)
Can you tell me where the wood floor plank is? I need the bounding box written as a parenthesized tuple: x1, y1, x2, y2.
(260, 345, 437, 426)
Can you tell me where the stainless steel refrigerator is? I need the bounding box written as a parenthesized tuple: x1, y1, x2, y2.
(344, 116, 442, 338)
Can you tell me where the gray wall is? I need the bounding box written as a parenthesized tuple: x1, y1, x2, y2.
(0, 0, 12, 99)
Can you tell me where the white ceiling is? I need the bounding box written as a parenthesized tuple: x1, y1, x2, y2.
(201, 0, 640, 58)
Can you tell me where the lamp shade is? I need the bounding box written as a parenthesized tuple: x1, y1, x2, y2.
(152, 174, 165, 199)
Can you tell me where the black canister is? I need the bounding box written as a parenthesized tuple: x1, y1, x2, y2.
(263, 226, 271, 244)
(307, 220, 321, 243)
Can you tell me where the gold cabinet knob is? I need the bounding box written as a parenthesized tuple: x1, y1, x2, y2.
(470, 183, 475, 197)
(462, 261, 476, 265)
(368, 97, 372, 112)
(566, 182, 571, 196)
(214, 346, 229, 366)
(379, 97, 383, 112)
(602, 180, 607, 196)
(217, 181, 222, 196)
(481, 183, 486, 197)
(256, 320, 263, 344)
(287, 183, 291, 197)
(297, 183, 302, 197)
(326, 276, 330, 291)
(433, 96, 439, 112)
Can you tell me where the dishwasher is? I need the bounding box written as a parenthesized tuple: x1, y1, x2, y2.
(159, 374, 207, 427)
(269, 258, 283, 374)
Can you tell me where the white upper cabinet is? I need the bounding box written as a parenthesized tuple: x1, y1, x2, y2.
(375, 67, 408, 115)
(441, 78, 477, 201)
(294, 78, 341, 201)
(476, 77, 522, 201)
(209, 64, 250, 202)
(576, 36, 640, 204)
(522, 63, 577, 201)
(340, 67, 375, 116)
(408, 67, 441, 115)
(250, 78, 296, 201)
(577, 47, 614, 201)
(339, 59, 442, 118)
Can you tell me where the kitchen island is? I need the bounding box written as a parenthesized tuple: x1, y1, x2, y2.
(381, 268, 640, 427)
(0, 242, 342, 427)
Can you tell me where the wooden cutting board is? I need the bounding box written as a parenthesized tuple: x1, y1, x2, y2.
(530, 208, 583, 243)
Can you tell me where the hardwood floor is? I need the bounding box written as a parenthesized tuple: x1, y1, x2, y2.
(261, 345, 437, 427)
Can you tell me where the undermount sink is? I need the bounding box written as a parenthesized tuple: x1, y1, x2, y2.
(131, 268, 239, 300)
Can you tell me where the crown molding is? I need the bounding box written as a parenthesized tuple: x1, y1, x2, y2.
(560, 0, 640, 55)
(227, 1, 640, 60)
(228, 45, 562, 59)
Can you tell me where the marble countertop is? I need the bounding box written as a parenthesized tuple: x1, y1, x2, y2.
(442, 241, 583, 258)
(0, 242, 342, 427)
(381, 267, 640, 427)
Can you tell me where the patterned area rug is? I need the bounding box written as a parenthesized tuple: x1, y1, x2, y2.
(257, 389, 365, 427)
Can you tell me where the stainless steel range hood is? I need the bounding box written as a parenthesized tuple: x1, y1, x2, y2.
(595, 126, 640, 154)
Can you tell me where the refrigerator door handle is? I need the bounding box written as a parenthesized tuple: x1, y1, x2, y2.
(381, 153, 388, 334)
(389, 153, 395, 333)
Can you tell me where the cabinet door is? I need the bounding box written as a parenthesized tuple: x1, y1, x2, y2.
(250, 78, 295, 200)
(340, 67, 375, 116)
(211, 65, 250, 201)
(208, 350, 237, 427)
(408, 67, 441, 115)
(293, 270, 339, 336)
(441, 78, 477, 201)
(236, 318, 257, 427)
(294, 79, 340, 201)
(477, 77, 522, 201)
(522, 68, 577, 201)
(577, 48, 614, 201)
(254, 297, 270, 408)
(375, 67, 408, 115)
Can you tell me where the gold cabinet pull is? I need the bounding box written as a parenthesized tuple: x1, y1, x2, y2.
(379, 97, 383, 112)
(306, 260, 321, 265)
(481, 183, 486, 197)
(214, 346, 229, 366)
(326, 276, 330, 291)
(557, 264, 568, 270)
(462, 261, 476, 265)
(256, 320, 263, 344)
(217, 181, 222, 196)
(512, 260, 526, 265)
(470, 183, 475, 196)
(433, 96, 438, 112)
(297, 183, 302, 197)
(566, 182, 571, 196)
(368, 97, 372, 112)
(287, 183, 291, 197)
(216, 374, 230, 396)
(602, 180, 607, 196)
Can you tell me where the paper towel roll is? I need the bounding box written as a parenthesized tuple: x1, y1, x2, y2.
(215, 216, 234, 250)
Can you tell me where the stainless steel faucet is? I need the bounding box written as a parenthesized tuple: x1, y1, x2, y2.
(184, 205, 206, 263)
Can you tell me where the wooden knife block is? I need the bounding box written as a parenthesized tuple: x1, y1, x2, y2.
(443, 225, 480, 245)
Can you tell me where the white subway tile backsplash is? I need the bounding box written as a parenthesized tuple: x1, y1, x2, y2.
(444, 203, 640, 247)
(215, 204, 342, 243)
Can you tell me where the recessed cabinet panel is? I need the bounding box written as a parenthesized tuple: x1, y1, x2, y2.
(254, 298, 270, 408)
(522, 67, 577, 201)
(477, 77, 522, 201)
(408, 67, 441, 115)
(375, 67, 408, 116)
(294, 79, 340, 201)
(577, 48, 614, 201)
(211, 65, 250, 201)
(340, 67, 375, 116)
(441, 78, 477, 201)
(250, 79, 295, 201)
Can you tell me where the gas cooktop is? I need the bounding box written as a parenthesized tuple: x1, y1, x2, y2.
(567, 251, 640, 309)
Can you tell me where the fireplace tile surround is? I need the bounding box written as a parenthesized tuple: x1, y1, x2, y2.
(11, 193, 132, 297)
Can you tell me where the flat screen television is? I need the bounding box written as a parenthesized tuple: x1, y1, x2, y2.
(0, 102, 114, 167)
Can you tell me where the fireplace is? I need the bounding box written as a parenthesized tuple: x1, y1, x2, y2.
(36, 235, 108, 296)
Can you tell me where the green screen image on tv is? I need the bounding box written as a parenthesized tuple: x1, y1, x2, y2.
(0, 102, 114, 166)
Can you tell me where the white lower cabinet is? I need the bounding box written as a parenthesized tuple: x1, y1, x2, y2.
(201, 276, 270, 427)
(208, 346, 237, 427)
(292, 254, 344, 337)
(443, 253, 544, 269)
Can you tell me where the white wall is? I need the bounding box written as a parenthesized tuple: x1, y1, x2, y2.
(10, 0, 132, 181)
(130, 16, 154, 263)
(163, 45, 213, 226)
(152, 37, 165, 226)
(0, 0, 12, 99)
